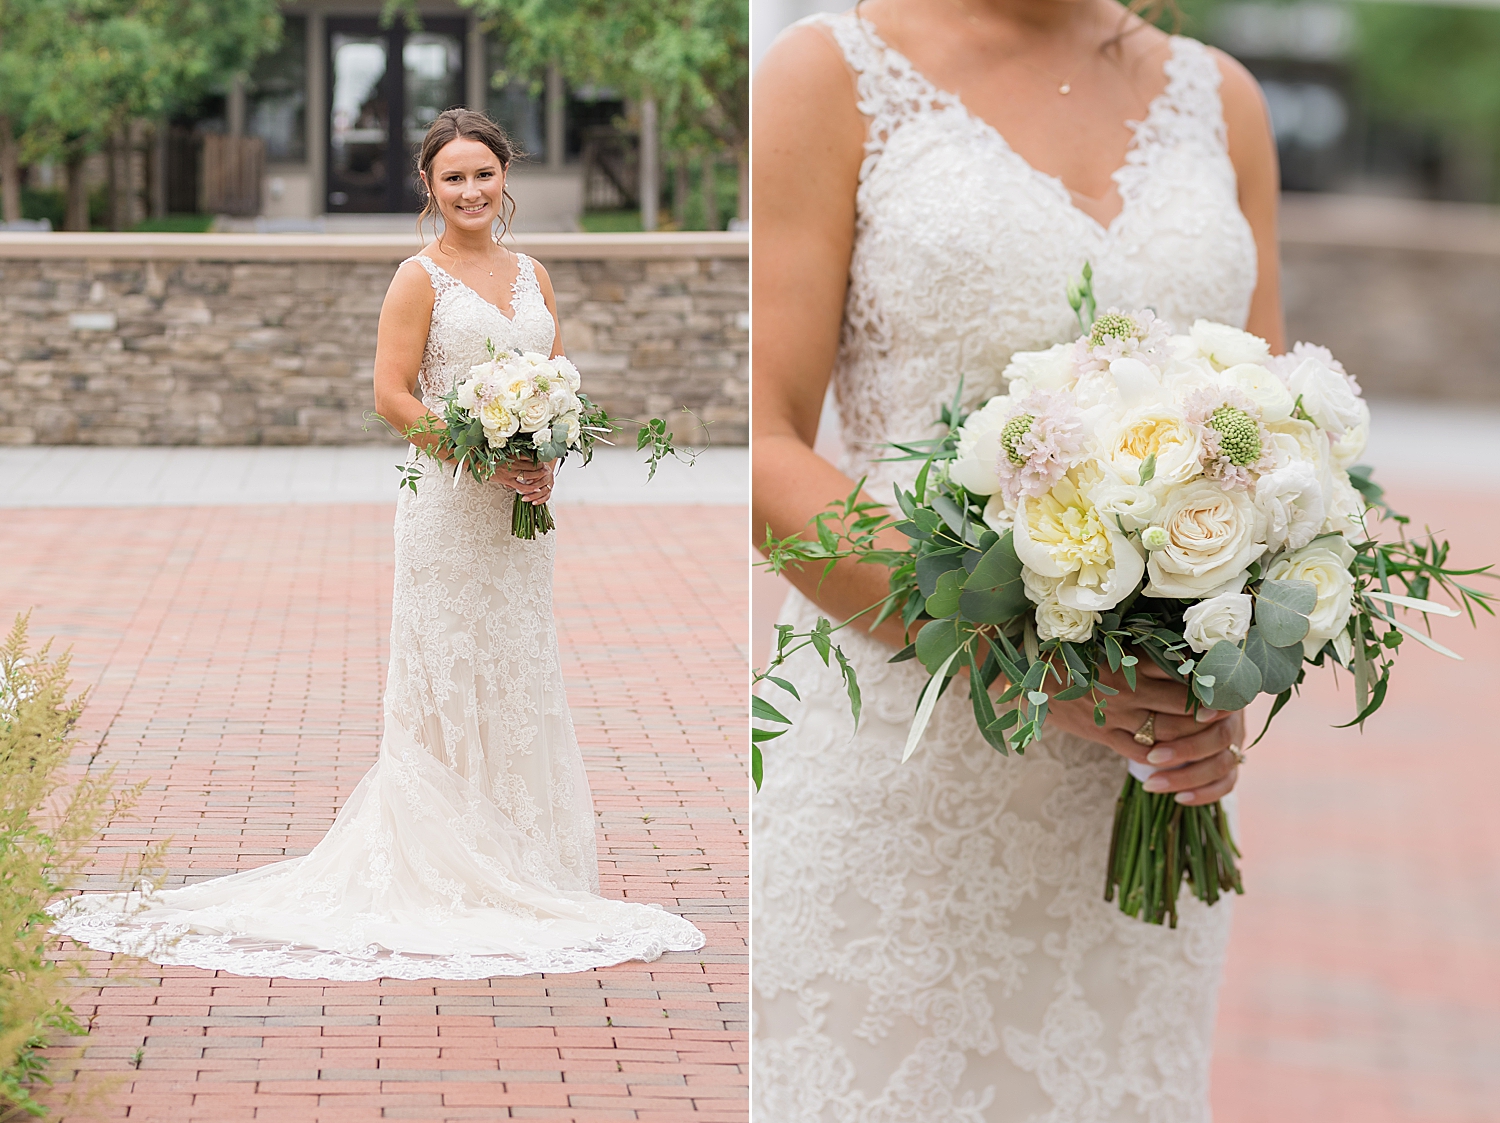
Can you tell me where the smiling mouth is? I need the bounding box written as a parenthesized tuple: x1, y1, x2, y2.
(458, 203, 488, 215)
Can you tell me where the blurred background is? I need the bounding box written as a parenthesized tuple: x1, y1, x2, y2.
(751, 2, 1500, 1120)
(0, 0, 747, 234)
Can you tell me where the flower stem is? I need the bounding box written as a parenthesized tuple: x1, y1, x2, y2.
(1106, 776, 1243, 926)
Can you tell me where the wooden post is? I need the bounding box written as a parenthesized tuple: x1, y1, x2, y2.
(545, 64, 565, 171)
(639, 96, 658, 232)
(701, 151, 717, 232)
(0, 117, 20, 225)
(674, 152, 689, 229)
(151, 121, 168, 218)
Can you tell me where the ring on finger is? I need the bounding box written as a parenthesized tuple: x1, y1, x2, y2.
(1132, 712, 1157, 747)
(1228, 743, 1246, 766)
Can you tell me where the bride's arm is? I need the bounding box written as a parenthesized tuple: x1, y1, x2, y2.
(753, 26, 914, 650)
(373, 260, 449, 458)
(1215, 49, 1286, 352)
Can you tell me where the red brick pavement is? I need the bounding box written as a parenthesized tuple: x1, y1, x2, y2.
(3, 503, 747, 1122)
(1212, 484, 1500, 1123)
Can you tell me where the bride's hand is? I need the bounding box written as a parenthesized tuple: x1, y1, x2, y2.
(493, 459, 555, 504)
(1041, 656, 1244, 806)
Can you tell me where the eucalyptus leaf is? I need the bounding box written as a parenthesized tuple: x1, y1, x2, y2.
(1194, 640, 1263, 712)
(1255, 579, 1317, 647)
(916, 550, 967, 597)
(958, 531, 1030, 623)
(1243, 625, 1303, 695)
(926, 567, 966, 619)
(915, 618, 962, 676)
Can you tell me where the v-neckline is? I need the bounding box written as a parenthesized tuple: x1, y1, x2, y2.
(420, 254, 523, 322)
(852, 15, 1183, 237)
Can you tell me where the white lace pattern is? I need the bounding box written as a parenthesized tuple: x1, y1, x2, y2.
(753, 15, 1253, 1121)
(50, 252, 706, 980)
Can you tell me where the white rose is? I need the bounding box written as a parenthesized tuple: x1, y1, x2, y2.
(1285, 354, 1366, 436)
(1265, 535, 1357, 659)
(555, 411, 582, 447)
(1322, 471, 1368, 539)
(1328, 401, 1370, 469)
(1182, 591, 1253, 654)
(1190, 320, 1272, 369)
(1145, 480, 1268, 598)
(479, 397, 519, 442)
(1002, 343, 1076, 394)
(1013, 470, 1145, 612)
(1090, 477, 1159, 532)
(516, 394, 554, 433)
(1225, 362, 1294, 423)
(1253, 459, 1326, 555)
(1035, 597, 1100, 642)
(553, 356, 582, 391)
(1096, 403, 1202, 491)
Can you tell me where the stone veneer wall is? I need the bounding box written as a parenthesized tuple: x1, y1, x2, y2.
(0, 232, 747, 446)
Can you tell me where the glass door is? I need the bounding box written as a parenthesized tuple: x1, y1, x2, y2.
(326, 18, 466, 213)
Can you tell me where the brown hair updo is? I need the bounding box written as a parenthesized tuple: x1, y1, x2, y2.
(416, 108, 523, 242)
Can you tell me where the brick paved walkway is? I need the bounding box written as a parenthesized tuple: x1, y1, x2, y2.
(6, 501, 746, 1122)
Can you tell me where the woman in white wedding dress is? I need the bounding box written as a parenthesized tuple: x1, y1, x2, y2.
(753, 1, 1283, 1118)
(50, 109, 704, 981)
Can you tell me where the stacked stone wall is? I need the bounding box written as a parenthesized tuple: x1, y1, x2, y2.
(0, 237, 748, 446)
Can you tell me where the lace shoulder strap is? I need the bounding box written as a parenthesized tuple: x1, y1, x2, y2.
(404, 254, 463, 298)
(511, 252, 541, 303)
(800, 12, 950, 180)
(1142, 37, 1229, 154)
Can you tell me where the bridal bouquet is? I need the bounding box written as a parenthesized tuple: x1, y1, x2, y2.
(392, 342, 684, 538)
(756, 270, 1492, 927)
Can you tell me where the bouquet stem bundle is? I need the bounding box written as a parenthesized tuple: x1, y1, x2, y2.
(1106, 780, 1241, 927)
(512, 493, 556, 539)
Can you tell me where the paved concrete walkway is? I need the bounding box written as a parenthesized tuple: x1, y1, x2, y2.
(8, 491, 746, 1120)
(0, 447, 746, 509)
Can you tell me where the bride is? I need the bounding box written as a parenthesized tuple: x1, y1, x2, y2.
(753, 0, 1281, 1118)
(50, 109, 705, 981)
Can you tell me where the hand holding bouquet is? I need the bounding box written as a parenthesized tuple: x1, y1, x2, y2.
(756, 267, 1494, 926)
(390, 343, 690, 538)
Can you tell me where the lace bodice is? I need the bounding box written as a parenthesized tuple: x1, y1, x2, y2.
(407, 251, 557, 404)
(753, 14, 1254, 1122)
(825, 14, 1257, 490)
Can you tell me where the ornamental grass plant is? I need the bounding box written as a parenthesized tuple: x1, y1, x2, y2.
(0, 615, 165, 1118)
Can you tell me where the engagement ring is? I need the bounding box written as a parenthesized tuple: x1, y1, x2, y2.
(1132, 712, 1157, 747)
(1229, 744, 1246, 766)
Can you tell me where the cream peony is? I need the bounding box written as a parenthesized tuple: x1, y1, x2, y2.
(1285, 353, 1365, 436)
(1224, 363, 1294, 423)
(1253, 459, 1326, 555)
(1144, 480, 1268, 598)
(1182, 591, 1253, 653)
(479, 397, 520, 442)
(1002, 343, 1076, 394)
(1013, 469, 1145, 612)
(1265, 535, 1357, 659)
(1190, 320, 1271, 370)
(1096, 403, 1203, 491)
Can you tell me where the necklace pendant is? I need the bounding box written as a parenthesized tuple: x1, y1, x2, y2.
(1059, 83, 1071, 95)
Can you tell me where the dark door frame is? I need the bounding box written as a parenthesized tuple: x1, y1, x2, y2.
(325, 15, 468, 214)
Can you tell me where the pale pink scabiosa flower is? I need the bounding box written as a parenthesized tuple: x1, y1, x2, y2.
(1184, 386, 1275, 490)
(1268, 341, 1362, 396)
(996, 390, 1086, 502)
(1073, 308, 1172, 375)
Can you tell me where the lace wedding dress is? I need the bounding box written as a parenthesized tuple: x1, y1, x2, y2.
(50, 252, 705, 981)
(753, 15, 1257, 1121)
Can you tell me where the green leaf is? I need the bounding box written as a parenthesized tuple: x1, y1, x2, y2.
(752, 696, 792, 724)
(958, 531, 1030, 623)
(751, 726, 786, 743)
(752, 745, 763, 790)
(835, 649, 863, 728)
(915, 618, 962, 676)
(969, 669, 1009, 754)
(916, 550, 967, 597)
(762, 675, 800, 701)
(1194, 640, 1264, 712)
(903, 649, 961, 762)
(925, 566, 966, 619)
(1255, 578, 1318, 647)
(1242, 625, 1304, 695)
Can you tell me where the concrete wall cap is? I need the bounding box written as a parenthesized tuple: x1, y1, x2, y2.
(0, 230, 749, 263)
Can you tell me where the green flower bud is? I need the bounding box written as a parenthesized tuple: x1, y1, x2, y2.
(1088, 312, 1137, 347)
(1142, 526, 1170, 551)
(1000, 413, 1035, 465)
(1207, 404, 1262, 466)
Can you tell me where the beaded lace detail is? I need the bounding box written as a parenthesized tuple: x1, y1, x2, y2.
(49, 251, 705, 981)
(753, 13, 1251, 1121)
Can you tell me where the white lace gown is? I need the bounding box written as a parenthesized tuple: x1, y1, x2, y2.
(753, 15, 1257, 1121)
(50, 252, 705, 981)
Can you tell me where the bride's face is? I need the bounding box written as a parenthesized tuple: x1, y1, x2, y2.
(424, 137, 507, 232)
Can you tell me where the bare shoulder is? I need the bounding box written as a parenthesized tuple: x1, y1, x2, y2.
(385, 257, 437, 313)
(755, 16, 865, 131)
(1206, 46, 1270, 127)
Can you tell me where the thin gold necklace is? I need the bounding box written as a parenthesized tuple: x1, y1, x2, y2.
(945, 0, 1102, 96)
